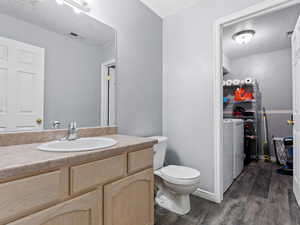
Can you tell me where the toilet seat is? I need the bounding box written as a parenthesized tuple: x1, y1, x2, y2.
(158, 165, 200, 185)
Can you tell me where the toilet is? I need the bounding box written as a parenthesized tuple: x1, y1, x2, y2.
(150, 136, 201, 215)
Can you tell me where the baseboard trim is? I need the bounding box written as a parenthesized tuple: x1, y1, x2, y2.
(293, 181, 300, 207)
(251, 155, 277, 162)
(193, 188, 220, 203)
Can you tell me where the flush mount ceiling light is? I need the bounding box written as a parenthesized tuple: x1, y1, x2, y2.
(232, 30, 255, 45)
(55, 0, 90, 14)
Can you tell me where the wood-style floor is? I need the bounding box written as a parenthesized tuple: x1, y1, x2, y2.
(155, 161, 300, 225)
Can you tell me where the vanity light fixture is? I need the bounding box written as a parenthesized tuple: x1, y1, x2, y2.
(55, 0, 90, 14)
(232, 30, 255, 45)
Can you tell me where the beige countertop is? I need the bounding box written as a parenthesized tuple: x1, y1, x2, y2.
(0, 135, 156, 181)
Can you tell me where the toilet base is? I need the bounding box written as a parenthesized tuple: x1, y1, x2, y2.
(155, 189, 191, 215)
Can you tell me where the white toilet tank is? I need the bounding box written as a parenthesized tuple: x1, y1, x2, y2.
(149, 136, 168, 170)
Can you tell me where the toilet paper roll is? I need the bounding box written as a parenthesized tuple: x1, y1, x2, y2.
(225, 80, 233, 86)
(232, 79, 240, 85)
(223, 80, 226, 86)
(240, 80, 245, 85)
(245, 78, 253, 84)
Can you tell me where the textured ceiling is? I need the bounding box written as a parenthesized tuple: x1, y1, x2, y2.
(223, 5, 300, 59)
(139, 0, 202, 18)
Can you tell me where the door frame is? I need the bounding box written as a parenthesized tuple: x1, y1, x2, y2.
(213, 0, 300, 203)
(101, 59, 116, 126)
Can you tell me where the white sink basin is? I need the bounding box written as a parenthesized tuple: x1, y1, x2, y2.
(38, 137, 117, 152)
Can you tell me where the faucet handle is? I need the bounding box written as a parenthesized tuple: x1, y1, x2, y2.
(52, 121, 61, 129)
(67, 122, 78, 141)
(69, 122, 77, 129)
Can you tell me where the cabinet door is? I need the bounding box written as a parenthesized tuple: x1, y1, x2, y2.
(8, 189, 102, 225)
(104, 169, 154, 225)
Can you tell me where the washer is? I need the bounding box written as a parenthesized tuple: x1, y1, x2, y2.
(232, 119, 244, 179)
(223, 119, 234, 193)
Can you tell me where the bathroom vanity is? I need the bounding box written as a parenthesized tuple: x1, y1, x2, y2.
(0, 128, 156, 225)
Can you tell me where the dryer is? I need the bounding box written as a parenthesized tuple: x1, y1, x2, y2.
(223, 119, 234, 193)
(232, 119, 244, 179)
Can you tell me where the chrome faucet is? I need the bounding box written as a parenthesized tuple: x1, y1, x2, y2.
(66, 122, 78, 140)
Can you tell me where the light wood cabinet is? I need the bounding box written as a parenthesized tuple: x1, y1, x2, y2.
(70, 154, 127, 195)
(104, 168, 154, 225)
(7, 189, 102, 225)
(128, 148, 153, 174)
(0, 168, 68, 224)
(3, 148, 154, 225)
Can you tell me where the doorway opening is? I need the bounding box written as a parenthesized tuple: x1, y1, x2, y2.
(213, 0, 300, 205)
(101, 59, 116, 127)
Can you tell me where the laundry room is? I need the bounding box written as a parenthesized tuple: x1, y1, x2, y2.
(222, 5, 300, 194)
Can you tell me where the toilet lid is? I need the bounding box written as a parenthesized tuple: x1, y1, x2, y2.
(160, 165, 200, 180)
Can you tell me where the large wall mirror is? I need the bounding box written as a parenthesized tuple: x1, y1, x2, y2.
(0, 0, 117, 132)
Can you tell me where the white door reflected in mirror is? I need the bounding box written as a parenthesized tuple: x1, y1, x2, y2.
(0, 37, 45, 132)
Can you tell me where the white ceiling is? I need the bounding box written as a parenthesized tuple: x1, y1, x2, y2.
(139, 0, 202, 18)
(0, 0, 115, 47)
(223, 5, 300, 60)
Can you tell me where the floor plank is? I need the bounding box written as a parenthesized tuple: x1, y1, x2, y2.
(155, 161, 300, 225)
(249, 163, 272, 199)
(225, 164, 259, 200)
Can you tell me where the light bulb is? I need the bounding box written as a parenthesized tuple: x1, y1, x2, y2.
(232, 30, 255, 45)
(56, 0, 64, 5)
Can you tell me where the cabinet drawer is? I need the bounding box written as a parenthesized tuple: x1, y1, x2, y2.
(0, 169, 68, 224)
(7, 189, 102, 225)
(128, 148, 153, 174)
(71, 154, 127, 194)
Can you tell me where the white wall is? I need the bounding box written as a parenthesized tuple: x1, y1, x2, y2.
(227, 48, 293, 156)
(223, 53, 232, 73)
(88, 0, 163, 136)
(163, 0, 262, 193)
